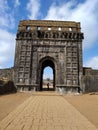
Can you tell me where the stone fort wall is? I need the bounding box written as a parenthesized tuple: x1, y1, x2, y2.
(0, 20, 98, 93)
(1, 67, 98, 93)
(0, 68, 14, 80)
(82, 67, 98, 93)
(0, 68, 17, 94)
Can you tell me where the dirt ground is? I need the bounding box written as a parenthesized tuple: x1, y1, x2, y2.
(0, 92, 98, 128)
(0, 92, 32, 121)
(64, 93, 98, 128)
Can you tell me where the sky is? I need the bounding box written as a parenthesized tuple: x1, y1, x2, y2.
(0, 0, 98, 79)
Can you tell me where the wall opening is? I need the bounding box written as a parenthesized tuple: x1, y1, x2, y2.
(43, 67, 53, 90)
(39, 58, 55, 91)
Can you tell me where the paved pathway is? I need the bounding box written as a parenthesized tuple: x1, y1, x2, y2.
(0, 92, 97, 130)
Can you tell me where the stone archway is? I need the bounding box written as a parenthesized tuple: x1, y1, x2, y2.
(38, 56, 56, 91)
(14, 20, 84, 93)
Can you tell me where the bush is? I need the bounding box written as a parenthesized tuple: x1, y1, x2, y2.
(0, 80, 17, 95)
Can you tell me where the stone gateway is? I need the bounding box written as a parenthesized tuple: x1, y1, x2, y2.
(1, 20, 98, 93)
(14, 20, 84, 93)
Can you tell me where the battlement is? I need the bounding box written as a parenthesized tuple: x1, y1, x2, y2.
(18, 20, 81, 32)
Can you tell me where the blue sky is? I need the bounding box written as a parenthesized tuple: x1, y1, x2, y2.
(0, 0, 98, 77)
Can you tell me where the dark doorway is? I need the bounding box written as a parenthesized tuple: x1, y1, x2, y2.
(39, 58, 55, 91)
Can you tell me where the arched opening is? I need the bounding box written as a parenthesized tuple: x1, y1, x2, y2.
(43, 67, 53, 90)
(39, 57, 55, 91)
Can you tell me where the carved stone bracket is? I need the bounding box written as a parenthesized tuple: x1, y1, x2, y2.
(17, 31, 84, 40)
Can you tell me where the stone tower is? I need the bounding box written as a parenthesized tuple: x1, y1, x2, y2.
(14, 20, 84, 92)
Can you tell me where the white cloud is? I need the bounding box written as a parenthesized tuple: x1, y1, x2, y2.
(0, 0, 14, 28)
(0, 29, 15, 69)
(14, 0, 20, 8)
(44, 0, 98, 49)
(27, 0, 40, 19)
(0, 0, 16, 69)
(84, 56, 98, 69)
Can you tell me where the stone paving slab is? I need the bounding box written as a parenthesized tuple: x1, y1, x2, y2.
(0, 93, 97, 130)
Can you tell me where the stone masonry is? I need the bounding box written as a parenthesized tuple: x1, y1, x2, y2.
(14, 20, 84, 93)
(0, 20, 98, 93)
(0, 68, 14, 80)
(82, 67, 98, 93)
